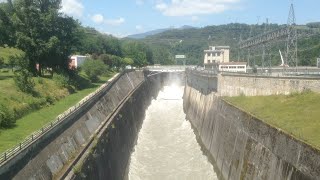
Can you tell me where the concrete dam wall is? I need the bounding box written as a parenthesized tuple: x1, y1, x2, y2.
(4, 67, 320, 180)
(186, 69, 320, 97)
(0, 71, 146, 179)
(218, 73, 320, 97)
(183, 72, 320, 179)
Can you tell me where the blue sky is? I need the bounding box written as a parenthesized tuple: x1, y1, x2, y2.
(60, 0, 320, 37)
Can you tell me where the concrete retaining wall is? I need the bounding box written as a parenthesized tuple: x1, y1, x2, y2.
(186, 69, 218, 95)
(186, 69, 320, 97)
(183, 77, 320, 179)
(68, 71, 185, 180)
(0, 71, 145, 180)
(218, 74, 320, 96)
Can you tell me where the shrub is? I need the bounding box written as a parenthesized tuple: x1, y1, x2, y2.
(81, 59, 107, 82)
(13, 69, 35, 94)
(37, 77, 44, 84)
(69, 73, 92, 90)
(8, 55, 17, 71)
(0, 104, 15, 128)
(45, 96, 55, 105)
(53, 70, 93, 91)
(0, 57, 4, 68)
(53, 73, 70, 88)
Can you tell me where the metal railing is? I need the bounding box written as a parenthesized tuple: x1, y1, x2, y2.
(145, 65, 196, 72)
(0, 73, 122, 166)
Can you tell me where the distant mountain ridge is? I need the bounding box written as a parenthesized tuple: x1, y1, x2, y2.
(127, 25, 196, 39)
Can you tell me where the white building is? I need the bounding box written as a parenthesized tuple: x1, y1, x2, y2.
(203, 46, 247, 72)
(69, 55, 87, 69)
(219, 62, 247, 73)
(204, 46, 230, 64)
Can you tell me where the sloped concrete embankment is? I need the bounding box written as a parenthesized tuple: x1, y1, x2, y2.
(0, 71, 144, 180)
(183, 84, 320, 180)
(68, 71, 185, 180)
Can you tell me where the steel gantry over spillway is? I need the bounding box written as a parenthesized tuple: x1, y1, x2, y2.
(239, 3, 299, 71)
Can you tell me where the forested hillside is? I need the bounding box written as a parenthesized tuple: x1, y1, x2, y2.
(0, 0, 155, 130)
(141, 23, 320, 66)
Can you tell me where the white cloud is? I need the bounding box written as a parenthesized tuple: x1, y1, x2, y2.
(136, 0, 144, 5)
(0, 0, 6, 3)
(135, 25, 143, 31)
(155, 3, 168, 11)
(91, 14, 104, 24)
(60, 0, 84, 18)
(105, 17, 125, 26)
(90, 14, 125, 26)
(155, 0, 240, 16)
(191, 16, 199, 22)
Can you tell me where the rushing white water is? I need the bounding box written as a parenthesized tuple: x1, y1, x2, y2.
(128, 85, 217, 180)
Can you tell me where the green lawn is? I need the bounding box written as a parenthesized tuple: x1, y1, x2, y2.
(0, 86, 99, 153)
(0, 71, 116, 153)
(225, 91, 320, 150)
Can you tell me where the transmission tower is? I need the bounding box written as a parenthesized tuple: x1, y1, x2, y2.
(285, 3, 298, 71)
(238, 34, 242, 62)
(247, 25, 253, 67)
(261, 18, 269, 73)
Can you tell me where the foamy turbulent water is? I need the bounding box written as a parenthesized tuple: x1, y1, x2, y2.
(127, 85, 218, 180)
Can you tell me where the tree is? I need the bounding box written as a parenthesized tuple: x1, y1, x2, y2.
(99, 54, 114, 67)
(81, 59, 107, 82)
(77, 27, 123, 57)
(123, 57, 134, 65)
(11, 0, 79, 75)
(151, 45, 173, 65)
(122, 41, 153, 67)
(0, 3, 15, 46)
(306, 22, 320, 28)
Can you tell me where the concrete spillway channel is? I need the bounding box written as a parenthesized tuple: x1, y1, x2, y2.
(1, 70, 320, 179)
(66, 71, 218, 180)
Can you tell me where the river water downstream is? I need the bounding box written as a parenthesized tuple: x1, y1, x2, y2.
(127, 85, 218, 180)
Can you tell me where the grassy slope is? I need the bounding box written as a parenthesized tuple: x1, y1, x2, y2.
(0, 70, 116, 153)
(225, 92, 320, 149)
(0, 86, 98, 153)
(0, 71, 69, 119)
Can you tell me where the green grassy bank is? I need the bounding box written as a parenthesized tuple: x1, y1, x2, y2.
(225, 91, 320, 150)
(0, 69, 116, 153)
(0, 86, 98, 153)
